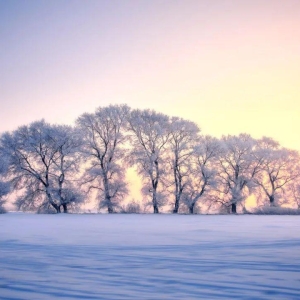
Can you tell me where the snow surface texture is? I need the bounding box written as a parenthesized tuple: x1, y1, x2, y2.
(0, 214, 299, 300)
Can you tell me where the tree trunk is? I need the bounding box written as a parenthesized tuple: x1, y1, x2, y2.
(189, 203, 195, 214)
(152, 188, 159, 213)
(107, 197, 114, 213)
(46, 189, 60, 213)
(62, 203, 68, 213)
(173, 195, 179, 214)
(103, 173, 114, 213)
(231, 203, 237, 214)
(269, 195, 275, 206)
(173, 164, 180, 214)
(52, 204, 61, 213)
(104, 189, 113, 213)
(50, 201, 60, 213)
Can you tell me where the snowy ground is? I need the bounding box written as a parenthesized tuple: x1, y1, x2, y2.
(0, 214, 299, 300)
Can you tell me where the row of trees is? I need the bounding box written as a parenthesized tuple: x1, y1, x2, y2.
(0, 104, 300, 214)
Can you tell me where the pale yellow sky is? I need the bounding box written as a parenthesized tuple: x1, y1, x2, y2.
(1, 0, 299, 151)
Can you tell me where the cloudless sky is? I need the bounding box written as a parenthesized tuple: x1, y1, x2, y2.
(1, 0, 300, 151)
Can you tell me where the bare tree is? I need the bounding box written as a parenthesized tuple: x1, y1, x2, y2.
(77, 104, 130, 213)
(167, 117, 200, 213)
(128, 109, 170, 213)
(182, 135, 220, 214)
(254, 137, 300, 206)
(216, 134, 262, 214)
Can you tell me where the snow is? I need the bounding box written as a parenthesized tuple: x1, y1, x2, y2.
(0, 214, 300, 299)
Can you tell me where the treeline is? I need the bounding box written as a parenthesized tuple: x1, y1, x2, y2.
(0, 104, 300, 214)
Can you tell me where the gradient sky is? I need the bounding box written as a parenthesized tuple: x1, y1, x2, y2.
(1, 0, 300, 151)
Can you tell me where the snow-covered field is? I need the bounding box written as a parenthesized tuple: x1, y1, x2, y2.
(0, 214, 299, 299)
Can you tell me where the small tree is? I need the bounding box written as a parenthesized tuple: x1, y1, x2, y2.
(120, 200, 142, 213)
(254, 137, 300, 207)
(216, 134, 262, 214)
(288, 182, 300, 209)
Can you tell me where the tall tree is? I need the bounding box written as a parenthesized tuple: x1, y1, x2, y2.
(167, 117, 200, 213)
(128, 109, 170, 213)
(77, 104, 129, 213)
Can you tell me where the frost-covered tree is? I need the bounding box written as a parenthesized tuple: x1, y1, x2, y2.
(216, 134, 262, 214)
(128, 109, 170, 213)
(167, 117, 200, 213)
(1, 120, 61, 212)
(49, 125, 84, 213)
(254, 137, 300, 206)
(77, 104, 130, 213)
(1, 120, 83, 213)
(182, 136, 220, 214)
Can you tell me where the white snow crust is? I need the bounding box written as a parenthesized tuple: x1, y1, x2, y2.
(0, 214, 299, 299)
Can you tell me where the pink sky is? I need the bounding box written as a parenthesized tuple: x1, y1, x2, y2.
(1, 0, 300, 151)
